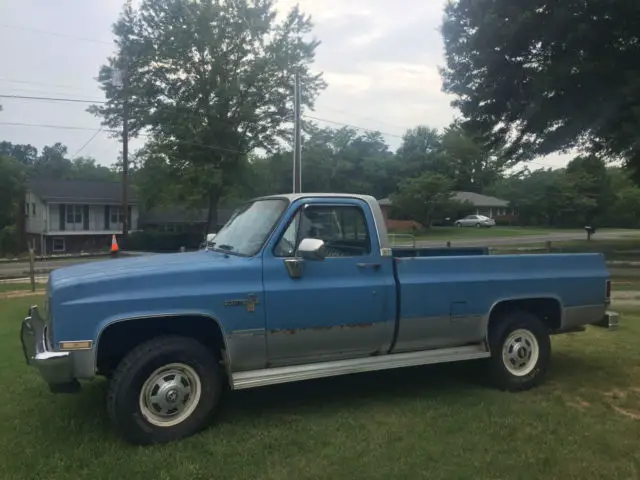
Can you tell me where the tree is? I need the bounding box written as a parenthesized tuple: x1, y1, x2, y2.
(438, 123, 505, 192)
(0, 142, 38, 167)
(90, 0, 326, 232)
(0, 155, 25, 229)
(441, 0, 640, 174)
(563, 155, 614, 226)
(391, 173, 458, 228)
(395, 126, 445, 179)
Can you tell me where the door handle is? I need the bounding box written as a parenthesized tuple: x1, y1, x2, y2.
(357, 262, 381, 271)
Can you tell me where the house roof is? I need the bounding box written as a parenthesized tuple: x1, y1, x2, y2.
(377, 191, 509, 208)
(139, 207, 236, 225)
(452, 191, 509, 207)
(28, 179, 138, 204)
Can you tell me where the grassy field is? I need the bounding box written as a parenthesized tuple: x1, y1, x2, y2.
(2, 295, 640, 479)
(412, 226, 568, 240)
(0, 283, 45, 293)
(492, 238, 640, 262)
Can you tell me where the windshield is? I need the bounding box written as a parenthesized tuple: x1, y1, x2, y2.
(209, 199, 288, 256)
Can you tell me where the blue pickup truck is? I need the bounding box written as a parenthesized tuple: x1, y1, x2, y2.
(21, 193, 618, 444)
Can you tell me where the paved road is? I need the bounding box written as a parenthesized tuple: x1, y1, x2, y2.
(0, 230, 638, 279)
(0, 252, 150, 279)
(415, 230, 640, 248)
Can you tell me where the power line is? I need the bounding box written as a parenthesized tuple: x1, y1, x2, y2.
(0, 121, 246, 155)
(0, 77, 98, 94)
(304, 114, 404, 139)
(0, 23, 112, 45)
(0, 121, 108, 132)
(0, 94, 105, 104)
(72, 127, 104, 157)
(0, 94, 562, 168)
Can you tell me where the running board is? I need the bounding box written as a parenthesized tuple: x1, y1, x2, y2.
(232, 344, 490, 390)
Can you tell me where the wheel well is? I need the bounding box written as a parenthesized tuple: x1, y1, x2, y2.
(488, 298, 562, 332)
(96, 315, 226, 377)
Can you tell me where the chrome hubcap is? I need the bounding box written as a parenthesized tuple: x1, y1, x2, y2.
(139, 363, 202, 427)
(501, 329, 539, 376)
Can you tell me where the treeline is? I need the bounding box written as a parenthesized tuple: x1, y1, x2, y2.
(3, 119, 640, 253)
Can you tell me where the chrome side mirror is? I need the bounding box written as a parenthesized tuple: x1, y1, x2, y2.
(297, 238, 326, 261)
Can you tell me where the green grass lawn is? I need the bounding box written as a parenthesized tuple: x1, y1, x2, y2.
(2, 296, 640, 479)
(412, 226, 565, 241)
(0, 283, 45, 293)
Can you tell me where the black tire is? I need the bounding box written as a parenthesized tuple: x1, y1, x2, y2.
(487, 310, 550, 392)
(107, 335, 222, 445)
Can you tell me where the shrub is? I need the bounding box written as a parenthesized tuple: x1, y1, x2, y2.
(122, 231, 204, 252)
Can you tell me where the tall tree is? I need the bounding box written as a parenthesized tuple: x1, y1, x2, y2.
(391, 173, 459, 228)
(438, 123, 505, 192)
(90, 0, 326, 232)
(441, 0, 640, 175)
(395, 126, 445, 179)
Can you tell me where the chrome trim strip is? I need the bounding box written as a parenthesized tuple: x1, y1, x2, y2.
(230, 328, 265, 337)
(232, 343, 489, 390)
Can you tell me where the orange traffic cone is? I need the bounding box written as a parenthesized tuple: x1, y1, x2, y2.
(110, 234, 119, 254)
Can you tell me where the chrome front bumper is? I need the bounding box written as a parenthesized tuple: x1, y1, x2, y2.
(21, 306, 80, 393)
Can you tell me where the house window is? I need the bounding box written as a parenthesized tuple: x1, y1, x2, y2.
(52, 237, 65, 253)
(25, 203, 29, 217)
(66, 205, 82, 223)
(110, 207, 124, 224)
(32, 203, 36, 216)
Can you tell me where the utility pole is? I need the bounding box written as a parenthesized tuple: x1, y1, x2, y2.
(112, 65, 130, 240)
(121, 69, 129, 240)
(292, 68, 302, 193)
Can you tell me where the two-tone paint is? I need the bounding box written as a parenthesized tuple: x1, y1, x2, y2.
(22, 193, 613, 393)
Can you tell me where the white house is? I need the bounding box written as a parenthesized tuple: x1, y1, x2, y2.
(24, 179, 140, 254)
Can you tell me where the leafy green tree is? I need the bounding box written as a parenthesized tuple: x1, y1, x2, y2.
(0, 142, 38, 167)
(0, 155, 25, 229)
(391, 173, 458, 228)
(441, 0, 640, 175)
(438, 123, 505, 192)
(563, 155, 614, 226)
(90, 0, 326, 232)
(395, 126, 446, 179)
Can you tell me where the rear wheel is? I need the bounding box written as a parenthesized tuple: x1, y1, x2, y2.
(107, 336, 222, 445)
(487, 310, 550, 391)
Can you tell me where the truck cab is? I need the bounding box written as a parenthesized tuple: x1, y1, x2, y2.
(20, 193, 618, 445)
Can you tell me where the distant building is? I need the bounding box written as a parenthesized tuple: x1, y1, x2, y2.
(24, 179, 139, 254)
(450, 191, 512, 217)
(377, 191, 514, 230)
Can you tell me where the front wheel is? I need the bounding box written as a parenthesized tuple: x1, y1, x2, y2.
(107, 336, 222, 445)
(487, 310, 550, 391)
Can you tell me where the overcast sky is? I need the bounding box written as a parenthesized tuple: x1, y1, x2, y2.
(0, 0, 570, 169)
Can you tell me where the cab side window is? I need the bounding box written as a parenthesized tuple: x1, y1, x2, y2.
(274, 205, 371, 257)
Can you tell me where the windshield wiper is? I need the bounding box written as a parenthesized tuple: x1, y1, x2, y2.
(215, 244, 234, 251)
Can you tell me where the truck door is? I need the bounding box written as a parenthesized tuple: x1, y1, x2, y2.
(262, 198, 396, 366)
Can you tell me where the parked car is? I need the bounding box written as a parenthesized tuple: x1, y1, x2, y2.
(21, 193, 618, 445)
(454, 214, 496, 228)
